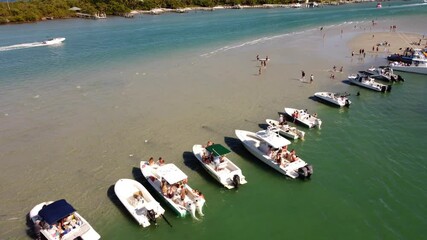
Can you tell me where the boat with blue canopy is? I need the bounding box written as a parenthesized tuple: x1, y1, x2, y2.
(29, 199, 100, 240)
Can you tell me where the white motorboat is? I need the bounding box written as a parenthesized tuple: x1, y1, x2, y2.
(265, 119, 305, 140)
(283, 107, 322, 129)
(29, 199, 100, 240)
(387, 48, 427, 75)
(42, 38, 66, 45)
(140, 162, 206, 219)
(360, 66, 405, 82)
(114, 178, 165, 227)
(192, 143, 247, 189)
(348, 73, 392, 92)
(314, 92, 351, 107)
(235, 129, 313, 179)
(389, 56, 427, 75)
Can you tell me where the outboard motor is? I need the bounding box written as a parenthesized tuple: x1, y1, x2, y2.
(298, 167, 309, 179)
(232, 174, 240, 189)
(147, 209, 157, 224)
(195, 197, 205, 217)
(381, 86, 387, 92)
(298, 131, 305, 140)
(397, 75, 405, 82)
(345, 100, 350, 107)
(305, 165, 314, 179)
(387, 85, 392, 92)
(390, 75, 397, 82)
(315, 119, 322, 130)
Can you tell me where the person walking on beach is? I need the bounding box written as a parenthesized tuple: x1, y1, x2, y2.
(301, 70, 306, 80)
(310, 74, 314, 84)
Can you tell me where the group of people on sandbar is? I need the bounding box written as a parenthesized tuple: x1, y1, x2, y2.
(256, 55, 269, 75)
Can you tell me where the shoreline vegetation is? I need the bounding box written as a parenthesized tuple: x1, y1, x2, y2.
(0, 0, 368, 25)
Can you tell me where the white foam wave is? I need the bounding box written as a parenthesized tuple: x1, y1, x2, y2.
(0, 41, 49, 52)
(200, 21, 363, 57)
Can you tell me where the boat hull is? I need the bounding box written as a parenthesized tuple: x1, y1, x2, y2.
(283, 107, 322, 129)
(348, 74, 391, 92)
(390, 66, 427, 75)
(114, 178, 165, 227)
(235, 129, 309, 179)
(265, 119, 304, 140)
(314, 92, 351, 107)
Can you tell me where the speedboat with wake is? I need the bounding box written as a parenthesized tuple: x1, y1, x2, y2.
(348, 73, 392, 92)
(265, 119, 305, 140)
(140, 162, 205, 219)
(42, 38, 66, 45)
(114, 178, 165, 227)
(283, 107, 322, 129)
(193, 143, 247, 189)
(235, 128, 313, 179)
(29, 199, 100, 240)
(314, 92, 351, 107)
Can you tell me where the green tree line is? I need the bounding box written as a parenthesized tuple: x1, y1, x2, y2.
(0, 0, 320, 24)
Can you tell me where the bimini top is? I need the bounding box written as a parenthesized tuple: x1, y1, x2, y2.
(206, 144, 231, 156)
(39, 199, 76, 225)
(157, 163, 188, 185)
(256, 129, 291, 149)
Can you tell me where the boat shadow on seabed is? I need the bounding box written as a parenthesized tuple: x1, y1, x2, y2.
(182, 151, 219, 187)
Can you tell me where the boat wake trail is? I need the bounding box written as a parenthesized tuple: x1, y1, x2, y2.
(0, 42, 48, 52)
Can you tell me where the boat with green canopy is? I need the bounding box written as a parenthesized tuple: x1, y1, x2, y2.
(193, 143, 247, 189)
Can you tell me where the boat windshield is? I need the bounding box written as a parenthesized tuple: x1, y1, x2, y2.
(256, 130, 291, 148)
(156, 164, 188, 185)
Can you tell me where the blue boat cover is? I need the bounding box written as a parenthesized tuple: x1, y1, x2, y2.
(39, 199, 76, 225)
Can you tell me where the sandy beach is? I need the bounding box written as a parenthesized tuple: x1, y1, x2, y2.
(1, 10, 427, 238)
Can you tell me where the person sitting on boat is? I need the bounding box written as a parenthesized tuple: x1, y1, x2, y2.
(167, 186, 176, 199)
(202, 151, 210, 163)
(157, 157, 165, 166)
(289, 149, 298, 162)
(161, 179, 168, 196)
(193, 189, 204, 198)
(180, 186, 187, 201)
(204, 140, 214, 148)
(279, 114, 285, 125)
(275, 151, 282, 165)
(213, 156, 224, 171)
(148, 157, 155, 166)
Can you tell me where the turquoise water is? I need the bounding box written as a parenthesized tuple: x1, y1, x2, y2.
(1, 1, 426, 83)
(1, 1, 427, 239)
